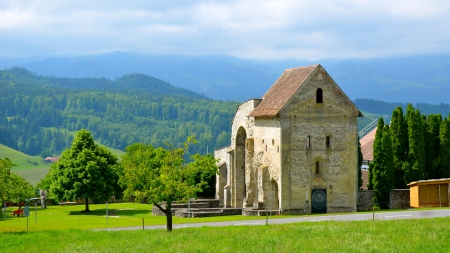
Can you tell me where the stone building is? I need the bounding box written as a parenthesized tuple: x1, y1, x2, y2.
(215, 64, 363, 214)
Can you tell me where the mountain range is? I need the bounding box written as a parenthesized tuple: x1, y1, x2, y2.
(1, 52, 449, 104)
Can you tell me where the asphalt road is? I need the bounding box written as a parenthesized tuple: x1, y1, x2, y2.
(97, 208, 450, 231)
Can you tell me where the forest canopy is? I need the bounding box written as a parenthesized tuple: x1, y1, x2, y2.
(0, 68, 239, 157)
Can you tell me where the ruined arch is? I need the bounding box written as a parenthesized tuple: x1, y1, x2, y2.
(233, 126, 247, 207)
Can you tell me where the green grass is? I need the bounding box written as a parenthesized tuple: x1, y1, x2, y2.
(11, 167, 50, 187)
(0, 144, 47, 170)
(0, 143, 51, 186)
(104, 146, 125, 161)
(0, 203, 280, 232)
(1, 215, 449, 252)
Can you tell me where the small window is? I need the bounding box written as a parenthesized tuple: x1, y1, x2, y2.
(316, 161, 320, 174)
(306, 136, 311, 148)
(316, 88, 323, 103)
(326, 136, 331, 148)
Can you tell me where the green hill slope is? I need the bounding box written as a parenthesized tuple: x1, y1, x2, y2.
(0, 143, 50, 186)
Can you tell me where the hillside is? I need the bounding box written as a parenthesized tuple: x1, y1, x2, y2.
(2, 52, 449, 103)
(0, 68, 240, 159)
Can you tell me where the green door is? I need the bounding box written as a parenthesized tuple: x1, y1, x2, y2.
(311, 189, 327, 213)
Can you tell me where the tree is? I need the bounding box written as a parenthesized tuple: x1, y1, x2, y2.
(389, 107, 408, 188)
(358, 137, 363, 189)
(119, 137, 218, 232)
(0, 158, 13, 204)
(404, 105, 426, 184)
(367, 117, 385, 190)
(7, 173, 36, 205)
(424, 114, 442, 179)
(0, 158, 35, 205)
(438, 117, 450, 178)
(372, 128, 394, 209)
(49, 129, 120, 212)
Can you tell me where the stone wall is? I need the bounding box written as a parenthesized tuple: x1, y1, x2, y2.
(390, 189, 410, 209)
(357, 190, 373, 211)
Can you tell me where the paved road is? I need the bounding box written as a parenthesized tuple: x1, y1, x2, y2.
(96, 208, 450, 231)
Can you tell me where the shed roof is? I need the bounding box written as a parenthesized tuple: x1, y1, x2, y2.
(248, 65, 318, 117)
(407, 178, 450, 187)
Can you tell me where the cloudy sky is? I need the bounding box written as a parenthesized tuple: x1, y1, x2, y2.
(1, 0, 449, 60)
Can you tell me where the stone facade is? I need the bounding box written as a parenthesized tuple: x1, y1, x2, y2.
(215, 65, 363, 214)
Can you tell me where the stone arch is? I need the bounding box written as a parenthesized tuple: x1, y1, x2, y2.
(234, 126, 247, 207)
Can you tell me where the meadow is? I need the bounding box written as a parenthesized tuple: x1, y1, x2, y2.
(1, 203, 450, 252)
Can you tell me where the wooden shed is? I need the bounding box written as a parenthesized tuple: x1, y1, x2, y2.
(407, 178, 450, 208)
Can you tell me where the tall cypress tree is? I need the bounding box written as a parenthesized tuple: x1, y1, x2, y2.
(438, 117, 450, 178)
(404, 105, 426, 184)
(390, 107, 408, 188)
(424, 114, 442, 179)
(358, 136, 363, 189)
(368, 117, 385, 190)
(372, 127, 394, 209)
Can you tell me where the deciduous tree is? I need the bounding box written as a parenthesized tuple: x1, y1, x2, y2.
(0, 158, 35, 205)
(119, 137, 218, 231)
(50, 129, 120, 212)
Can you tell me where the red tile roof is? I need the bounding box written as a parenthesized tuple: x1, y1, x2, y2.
(248, 65, 318, 117)
(360, 128, 377, 161)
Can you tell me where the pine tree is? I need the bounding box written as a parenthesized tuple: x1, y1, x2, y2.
(390, 107, 408, 188)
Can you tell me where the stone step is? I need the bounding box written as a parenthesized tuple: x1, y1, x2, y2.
(242, 209, 279, 216)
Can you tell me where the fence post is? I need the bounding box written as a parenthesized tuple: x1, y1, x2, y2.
(372, 202, 374, 221)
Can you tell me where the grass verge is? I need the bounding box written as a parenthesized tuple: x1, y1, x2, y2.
(1, 217, 449, 252)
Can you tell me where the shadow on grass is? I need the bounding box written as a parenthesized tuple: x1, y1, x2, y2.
(68, 209, 151, 216)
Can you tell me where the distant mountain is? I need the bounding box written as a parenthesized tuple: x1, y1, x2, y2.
(328, 55, 450, 104)
(17, 52, 281, 101)
(2, 52, 449, 103)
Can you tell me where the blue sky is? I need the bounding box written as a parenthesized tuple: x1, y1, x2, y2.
(1, 0, 449, 60)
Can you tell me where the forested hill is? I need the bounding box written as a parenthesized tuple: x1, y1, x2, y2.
(5, 67, 207, 99)
(355, 98, 450, 116)
(0, 68, 239, 157)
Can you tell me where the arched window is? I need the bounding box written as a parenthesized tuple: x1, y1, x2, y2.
(316, 161, 320, 174)
(326, 136, 331, 148)
(316, 88, 323, 103)
(306, 136, 311, 148)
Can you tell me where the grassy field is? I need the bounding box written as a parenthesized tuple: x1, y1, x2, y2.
(0, 203, 279, 232)
(1, 204, 449, 252)
(0, 143, 51, 186)
(0, 144, 47, 170)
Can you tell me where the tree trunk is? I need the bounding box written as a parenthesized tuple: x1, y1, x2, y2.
(154, 201, 172, 232)
(85, 197, 90, 212)
(166, 201, 172, 232)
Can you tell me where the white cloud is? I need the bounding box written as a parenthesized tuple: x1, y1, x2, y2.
(0, 0, 449, 59)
